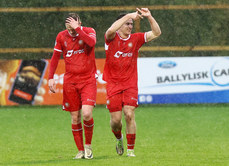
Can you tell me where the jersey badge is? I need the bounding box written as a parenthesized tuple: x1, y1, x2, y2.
(79, 40, 84, 45)
(128, 42, 133, 48)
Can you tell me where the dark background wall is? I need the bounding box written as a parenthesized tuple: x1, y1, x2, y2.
(0, 0, 228, 59)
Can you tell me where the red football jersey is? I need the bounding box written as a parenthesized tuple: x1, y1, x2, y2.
(54, 26, 97, 83)
(103, 32, 146, 87)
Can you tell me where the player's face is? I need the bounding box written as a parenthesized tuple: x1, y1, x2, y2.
(120, 19, 133, 36)
(65, 24, 77, 36)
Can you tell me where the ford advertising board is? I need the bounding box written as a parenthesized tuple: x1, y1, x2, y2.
(138, 57, 229, 104)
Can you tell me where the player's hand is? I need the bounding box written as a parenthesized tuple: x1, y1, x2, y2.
(65, 17, 80, 29)
(128, 11, 143, 21)
(136, 8, 152, 18)
(48, 79, 56, 93)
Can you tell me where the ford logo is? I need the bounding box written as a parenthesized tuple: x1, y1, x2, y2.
(158, 61, 177, 69)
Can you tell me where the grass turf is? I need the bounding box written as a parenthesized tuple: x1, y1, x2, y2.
(1, 105, 229, 166)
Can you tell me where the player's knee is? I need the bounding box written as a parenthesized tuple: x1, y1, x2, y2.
(82, 111, 92, 121)
(124, 112, 135, 123)
(70, 112, 81, 124)
(111, 116, 121, 125)
(71, 117, 81, 124)
(82, 105, 93, 120)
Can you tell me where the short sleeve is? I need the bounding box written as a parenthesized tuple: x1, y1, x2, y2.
(134, 32, 146, 50)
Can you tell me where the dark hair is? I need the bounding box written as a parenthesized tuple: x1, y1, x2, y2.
(66, 13, 81, 22)
(116, 13, 127, 21)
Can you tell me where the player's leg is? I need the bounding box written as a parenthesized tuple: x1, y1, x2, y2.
(110, 111, 122, 138)
(82, 105, 94, 159)
(81, 78, 97, 159)
(110, 111, 124, 155)
(71, 111, 85, 159)
(123, 105, 136, 157)
(123, 88, 138, 157)
(107, 93, 124, 155)
(82, 105, 94, 144)
(63, 83, 84, 159)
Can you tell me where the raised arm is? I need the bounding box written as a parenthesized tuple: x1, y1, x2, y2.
(66, 17, 96, 47)
(137, 8, 161, 42)
(105, 12, 142, 41)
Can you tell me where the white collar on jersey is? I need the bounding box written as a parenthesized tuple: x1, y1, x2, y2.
(117, 32, 130, 41)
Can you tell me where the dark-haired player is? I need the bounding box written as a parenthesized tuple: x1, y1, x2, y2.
(103, 8, 161, 157)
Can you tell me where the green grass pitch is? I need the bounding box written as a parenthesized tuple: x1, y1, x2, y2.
(1, 104, 229, 166)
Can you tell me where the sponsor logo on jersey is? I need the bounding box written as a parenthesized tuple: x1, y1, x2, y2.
(64, 41, 67, 47)
(73, 49, 84, 54)
(66, 49, 84, 57)
(66, 50, 73, 57)
(114, 51, 133, 58)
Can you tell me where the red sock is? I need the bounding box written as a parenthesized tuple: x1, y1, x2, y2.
(126, 134, 136, 150)
(83, 118, 94, 145)
(112, 129, 122, 139)
(72, 123, 84, 151)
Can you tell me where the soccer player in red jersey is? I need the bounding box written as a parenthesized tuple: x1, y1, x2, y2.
(48, 13, 97, 159)
(103, 8, 161, 157)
